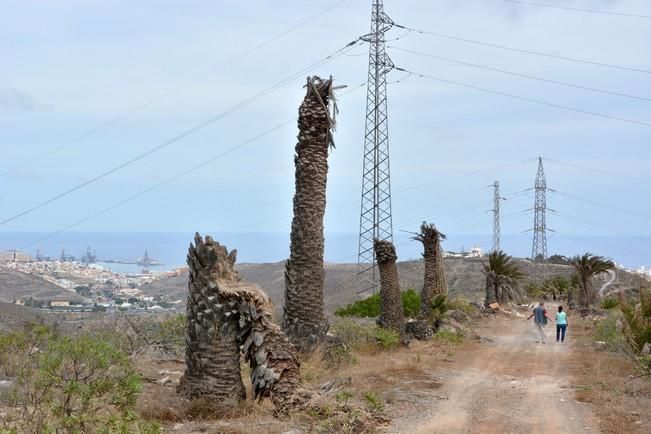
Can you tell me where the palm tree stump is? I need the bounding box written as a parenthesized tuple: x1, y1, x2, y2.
(178, 234, 245, 405)
(374, 239, 405, 338)
(283, 76, 336, 351)
(179, 234, 301, 411)
(414, 222, 447, 317)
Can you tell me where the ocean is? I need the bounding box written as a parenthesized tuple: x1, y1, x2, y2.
(1, 231, 648, 272)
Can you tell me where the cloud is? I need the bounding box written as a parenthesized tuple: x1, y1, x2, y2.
(0, 87, 54, 112)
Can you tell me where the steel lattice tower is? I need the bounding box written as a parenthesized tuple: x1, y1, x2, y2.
(491, 181, 502, 253)
(531, 157, 548, 264)
(358, 0, 395, 291)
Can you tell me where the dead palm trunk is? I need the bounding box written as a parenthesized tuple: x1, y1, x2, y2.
(178, 234, 245, 406)
(484, 272, 498, 306)
(414, 222, 447, 317)
(283, 76, 336, 351)
(374, 239, 405, 337)
(179, 234, 301, 412)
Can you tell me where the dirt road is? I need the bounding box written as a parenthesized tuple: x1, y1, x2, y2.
(389, 306, 601, 433)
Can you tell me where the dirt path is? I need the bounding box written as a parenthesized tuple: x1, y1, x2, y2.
(388, 306, 601, 433)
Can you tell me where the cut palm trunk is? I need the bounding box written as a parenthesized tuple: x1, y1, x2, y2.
(178, 234, 245, 405)
(414, 222, 447, 317)
(283, 76, 337, 351)
(374, 239, 405, 338)
(179, 234, 301, 411)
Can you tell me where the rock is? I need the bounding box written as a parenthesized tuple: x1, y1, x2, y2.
(642, 343, 650, 356)
(489, 302, 500, 310)
(157, 376, 171, 385)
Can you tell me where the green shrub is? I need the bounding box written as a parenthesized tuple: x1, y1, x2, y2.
(330, 319, 374, 349)
(373, 327, 400, 350)
(0, 326, 160, 433)
(620, 289, 651, 355)
(401, 289, 421, 318)
(435, 329, 463, 344)
(335, 289, 422, 318)
(447, 297, 476, 315)
(430, 294, 448, 322)
(600, 297, 620, 310)
(593, 310, 626, 352)
(362, 391, 384, 412)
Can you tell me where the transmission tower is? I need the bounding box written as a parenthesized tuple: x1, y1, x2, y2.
(490, 181, 503, 253)
(357, 0, 395, 292)
(531, 157, 548, 266)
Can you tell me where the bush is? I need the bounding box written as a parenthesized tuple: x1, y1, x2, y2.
(430, 294, 448, 323)
(620, 289, 651, 355)
(362, 391, 384, 412)
(435, 329, 464, 344)
(0, 325, 160, 433)
(600, 297, 620, 310)
(335, 289, 422, 318)
(447, 297, 476, 315)
(373, 327, 400, 350)
(593, 311, 627, 352)
(330, 319, 374, 349)
(401, 289, 421, 318)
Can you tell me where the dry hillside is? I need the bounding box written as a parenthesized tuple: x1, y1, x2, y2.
(140, 257, 646, 314)
(0, 268, 82, 303)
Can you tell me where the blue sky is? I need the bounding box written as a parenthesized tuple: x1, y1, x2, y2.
(1, 0, 650, 265)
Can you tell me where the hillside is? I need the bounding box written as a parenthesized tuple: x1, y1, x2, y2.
(0, 268, 82, 303)
(139, 257, 646, 314)
(0, 302, 55, 333)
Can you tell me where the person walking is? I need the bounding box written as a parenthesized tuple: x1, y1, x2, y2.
(527, 301, 552, 343)
(556, 305, 568, 343)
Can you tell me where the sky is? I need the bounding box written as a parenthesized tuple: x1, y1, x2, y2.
(1, 0, 650, 266)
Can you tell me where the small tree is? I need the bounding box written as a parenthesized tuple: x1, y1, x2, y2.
(482, 251, 524, 306)
(565, 253, 615, 308)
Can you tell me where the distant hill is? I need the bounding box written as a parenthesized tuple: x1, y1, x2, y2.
(0, 268, 83, 304)
(139, 257, 646, 314)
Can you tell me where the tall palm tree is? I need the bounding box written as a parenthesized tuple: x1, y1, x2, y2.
(483, 250, 525, 306)
(413, 222, 447, 317)
(374, 239, 405, 337)
(283, 76, 336, 351)
(565, 253, 615, 308)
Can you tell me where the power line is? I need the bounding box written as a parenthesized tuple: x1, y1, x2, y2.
(551, 190, 651, 221)
(393, 23, 651, 75)
(503, 0, 651, 19)
(544, 158, 651, 188)
(394, 66, 651, 128)
(0, 0, 351, 177)
(389, 46, 651, 102)
(17, 83, 368, 250)
(0, 40, 361, 227)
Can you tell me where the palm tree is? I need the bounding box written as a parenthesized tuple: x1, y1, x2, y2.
(283, 76, 336, 351)
(483, 250, 525, 306)
(374, 239, 405, 337)
(565, 253, 615, 308)
(413, 222, 447, 317)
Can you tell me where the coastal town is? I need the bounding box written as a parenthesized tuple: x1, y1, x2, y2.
(0, 250, 186, 313)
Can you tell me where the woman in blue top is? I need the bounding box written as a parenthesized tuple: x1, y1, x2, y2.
(556, 306, 568, 343)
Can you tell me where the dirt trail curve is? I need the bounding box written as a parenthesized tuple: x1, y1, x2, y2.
(388, 305, 601, 433)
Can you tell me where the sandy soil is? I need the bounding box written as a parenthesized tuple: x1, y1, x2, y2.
(387, 305, 601, 434)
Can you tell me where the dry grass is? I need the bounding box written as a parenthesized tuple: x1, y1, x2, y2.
(572, 317, 651, 433)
